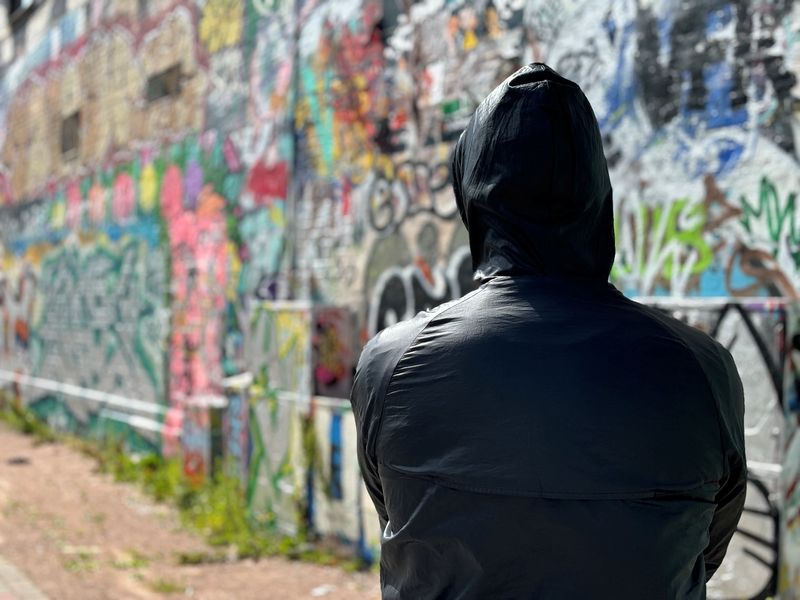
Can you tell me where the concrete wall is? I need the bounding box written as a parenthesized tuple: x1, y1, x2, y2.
(1, 0, 799, 596)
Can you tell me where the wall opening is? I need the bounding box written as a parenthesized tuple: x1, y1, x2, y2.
(61, 111, 80, 159)
(146, 64, 182, 103)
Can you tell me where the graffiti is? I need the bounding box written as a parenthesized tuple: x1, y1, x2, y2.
(294, 181, 359, 301)
(740, 176, 800, 273)
(26, 393, 161, 455)
(367, 245, 472, 335)
(555, 38, 604, 92)
(385, 1, 523, 150)
(0, 264, 36, 361)
(0, 199, 52, 249)
(312, 308, 355, 398)
(236, 305, 312, 531)
(311, 404, 370, 549)
(366, 223, 475, 336)
(182, 404, 212, 486)
(246, 305, 311, 399)
(614, 196, 714, 296)
(634, 2, 797, 153)
(200, 0, 244, 54)
(292, 0, 386, 238)
(247, 387, 304, 533)
(224, 390, 250, 481)
(164, 163, 229, 407)
(364, 157, 456, 234)
(207, 48, 248, 133)
(236, 203, 287, 300)
(32, 235, 169, 406)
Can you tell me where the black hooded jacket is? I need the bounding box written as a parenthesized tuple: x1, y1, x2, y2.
(350, 64, 746, 599)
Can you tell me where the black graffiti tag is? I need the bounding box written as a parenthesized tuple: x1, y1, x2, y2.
(367, 159, 457, 234)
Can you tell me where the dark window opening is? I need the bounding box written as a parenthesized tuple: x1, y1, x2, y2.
(61, 111, 80, 158)
(146, 64, 182, 103)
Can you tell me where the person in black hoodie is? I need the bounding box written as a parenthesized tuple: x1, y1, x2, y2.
(350, 63, 746, 599)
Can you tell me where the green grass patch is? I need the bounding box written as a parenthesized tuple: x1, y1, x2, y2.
(111, 549, 150, 570)
(147, 577, 184, 594)
(0, 394, 56, 444)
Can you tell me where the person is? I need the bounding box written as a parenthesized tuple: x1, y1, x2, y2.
(349, 63, 746, 599)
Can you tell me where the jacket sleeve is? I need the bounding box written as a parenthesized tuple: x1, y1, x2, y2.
(704, 346, 747, 581)
(350, 338, 389, 529)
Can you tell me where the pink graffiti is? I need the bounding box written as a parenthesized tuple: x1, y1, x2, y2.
(112, 172, 135, 221)
(223, 137, 241, 172)
(66, 182, 82, 229)
(161, 165, 184, 221)
(89, 183, 106, 224)
(165, 163, 228, 420)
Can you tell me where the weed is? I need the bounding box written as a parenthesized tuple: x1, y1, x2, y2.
(0, 394, 56, 444)
(64, 556, 97, 573)
(88, 512, 106, 526)
(62, 546, 100, 573)
(111, 549, 150, 570)
(148, 577, 184, 594)
(3, 500, 21, 516)
(175, 550, 226, 565)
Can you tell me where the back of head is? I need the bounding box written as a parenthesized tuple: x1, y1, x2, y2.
(451, 63, 615, 281)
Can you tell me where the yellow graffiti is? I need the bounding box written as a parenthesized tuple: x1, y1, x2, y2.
(276, 311, 308, 360)
(50, 201, 66, 229)
(139, 164, 158, 212)
(199, 0, 244, 53)
(270, 203, 285, 228)
(225, 241, 242, 301)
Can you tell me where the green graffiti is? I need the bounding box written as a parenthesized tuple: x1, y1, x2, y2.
(32, 234, 169, 405)
(613, 198, 713, 285)
(659, 199, 713, 279)
(740, 176, 800, 260)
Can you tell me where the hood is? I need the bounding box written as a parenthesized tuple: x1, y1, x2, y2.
(451, 63, 615, 281)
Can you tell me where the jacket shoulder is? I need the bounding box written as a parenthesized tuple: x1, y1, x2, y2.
(351, 302, 451, 439)
(356, 290, 486, 389)
(351, 290, 487, 441)
(632, 301, 745, 457)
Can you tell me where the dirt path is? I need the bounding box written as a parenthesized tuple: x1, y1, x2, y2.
(0, 424, 379, 600)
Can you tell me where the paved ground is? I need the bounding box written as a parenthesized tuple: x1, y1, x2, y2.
(0, 424, 379, 599)
(0, 555, 48, 600)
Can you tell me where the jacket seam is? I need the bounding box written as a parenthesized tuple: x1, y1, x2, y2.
(381, 463, 720, 500)
(369, 285, 490, 461)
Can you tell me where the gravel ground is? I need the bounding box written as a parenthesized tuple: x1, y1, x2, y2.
(0, 424, 379, 600)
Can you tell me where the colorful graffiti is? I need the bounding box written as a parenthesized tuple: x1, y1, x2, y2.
(2, 0, 800, 588)
(223, 302, 373, 549)
(34, 235, 168, 406)
(312, 307, 355, 398)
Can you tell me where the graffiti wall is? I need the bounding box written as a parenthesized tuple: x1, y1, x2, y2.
(2, 0, 800, 593)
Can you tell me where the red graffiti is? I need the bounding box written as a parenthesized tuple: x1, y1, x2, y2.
(246, 159, 288, 203)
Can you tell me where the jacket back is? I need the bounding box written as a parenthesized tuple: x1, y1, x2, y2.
(350, 64, 746, 600)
